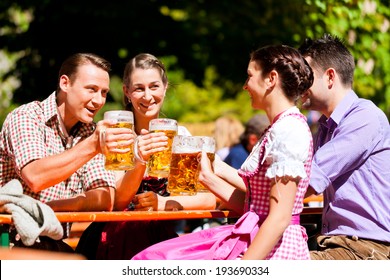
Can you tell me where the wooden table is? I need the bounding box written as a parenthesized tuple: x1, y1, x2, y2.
(0, 207, 322, 248)
(0, 210, 239, 247)
(0, 210, 238, 224)
(0, 207, 322, 224)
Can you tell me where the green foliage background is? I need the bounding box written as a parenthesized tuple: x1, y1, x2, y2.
(1, 0, 389, 127)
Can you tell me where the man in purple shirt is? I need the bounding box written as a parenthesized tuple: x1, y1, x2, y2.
(299, 34, 390, 259)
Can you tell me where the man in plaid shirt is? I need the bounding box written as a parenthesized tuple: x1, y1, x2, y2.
(0, 53, 116, 251)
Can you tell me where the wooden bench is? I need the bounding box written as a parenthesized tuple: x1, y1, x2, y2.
(63, 222, 91, 249)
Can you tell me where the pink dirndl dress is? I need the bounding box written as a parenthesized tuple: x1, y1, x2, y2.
(132, 109, 313, 260)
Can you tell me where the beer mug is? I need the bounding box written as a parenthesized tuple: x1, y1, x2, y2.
(167, 135, 203, 196)
(196, 136, 216, 192)
(103, 110, 135, 170)
(147, 118, 178, 178)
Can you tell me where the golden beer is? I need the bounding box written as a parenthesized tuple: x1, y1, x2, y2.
(167, 152, 201, 196)
(195, 136, 216, 192)
(167, 135, 203, 196)
(196, 152, 215, 192)
(147, 118, 178, 178)
(147, 129, 177, 178)
(103, 110, 135, 170)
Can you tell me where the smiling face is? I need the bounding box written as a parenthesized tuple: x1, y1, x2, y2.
(60, 63, 110, 130)
(243, 60, 269, 110)
(124, 68, 167, 120)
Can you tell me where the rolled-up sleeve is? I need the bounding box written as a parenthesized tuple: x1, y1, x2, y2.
(5, 110, 47, 176)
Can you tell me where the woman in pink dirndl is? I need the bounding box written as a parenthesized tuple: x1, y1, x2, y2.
(132, 44, 314, 260)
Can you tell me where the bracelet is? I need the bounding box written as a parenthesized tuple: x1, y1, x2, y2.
(135, 155, 147, 165)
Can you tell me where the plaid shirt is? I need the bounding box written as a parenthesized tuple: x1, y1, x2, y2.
(0, 92, 116, 203)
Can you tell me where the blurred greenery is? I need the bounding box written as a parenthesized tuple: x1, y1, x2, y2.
(1, 0, 389, 128)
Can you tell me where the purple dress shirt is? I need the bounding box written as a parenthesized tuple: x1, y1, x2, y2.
(310, 90, 390, 242)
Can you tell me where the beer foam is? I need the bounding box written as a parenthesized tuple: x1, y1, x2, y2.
(150, 124, 178, 131)
(149, 118, 178, 131)
(104, 110, 133, 123)
(173, 146, 201, 153)
(172, 135, 203, 153)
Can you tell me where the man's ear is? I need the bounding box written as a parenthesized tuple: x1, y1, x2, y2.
(326, 68, 336, 88)
(59, 75, 70, 92)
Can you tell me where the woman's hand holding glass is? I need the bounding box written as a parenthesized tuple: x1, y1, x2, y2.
(198, 150, 215, 186)
(134, 130, 168, 164)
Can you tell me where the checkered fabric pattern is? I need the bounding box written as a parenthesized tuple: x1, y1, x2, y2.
(0, 92, 116, 203)
(239, 112, 313, 260)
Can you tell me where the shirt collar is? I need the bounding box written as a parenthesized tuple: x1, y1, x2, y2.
(329, 90, 357, 125)
(41, 91, 96, 137)
(42, 91, 60, 124)
(318, 90, 357, 129)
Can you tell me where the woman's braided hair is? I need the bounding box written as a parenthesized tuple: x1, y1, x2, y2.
(250, 45, 314, 102)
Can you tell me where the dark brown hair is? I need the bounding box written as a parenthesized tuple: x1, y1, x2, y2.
(57, 53, 111, 92)
(298, 34, 355, 87)
(250, 45, 314, 102)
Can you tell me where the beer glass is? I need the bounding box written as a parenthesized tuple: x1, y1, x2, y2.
(103, 110, 135, 170)
(196, 136, 216, 192)
(147, 118, 178, 178)
(167, 135, 203, 196)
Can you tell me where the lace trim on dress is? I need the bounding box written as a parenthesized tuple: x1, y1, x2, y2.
(265, 160, 307, 180)
(240, 109, 308, 179)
